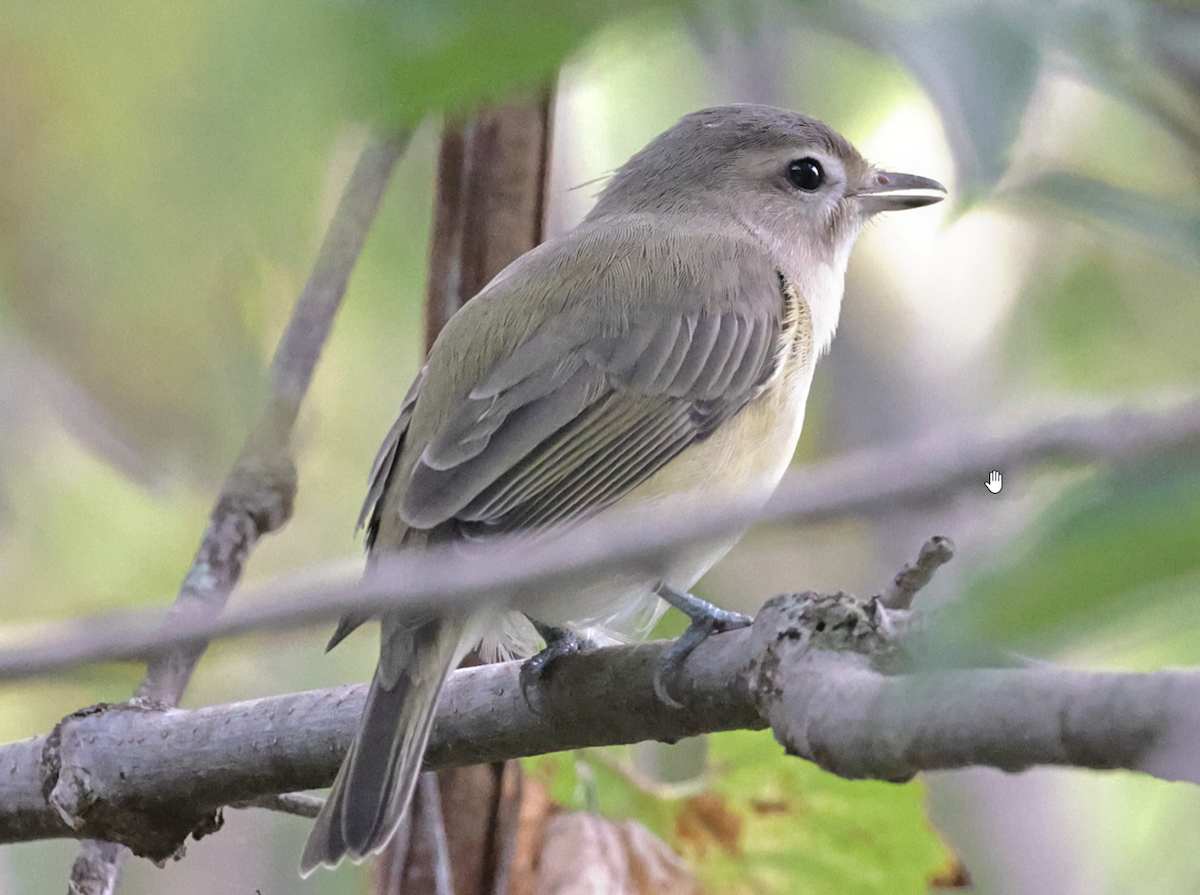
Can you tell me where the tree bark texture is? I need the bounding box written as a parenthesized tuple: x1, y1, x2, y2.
(4, 594, 1197, 860)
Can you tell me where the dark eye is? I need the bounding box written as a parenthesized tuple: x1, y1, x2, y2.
(786, 158, 824, 192)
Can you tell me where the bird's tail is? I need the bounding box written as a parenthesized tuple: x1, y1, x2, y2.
(300, 613, 470, 876)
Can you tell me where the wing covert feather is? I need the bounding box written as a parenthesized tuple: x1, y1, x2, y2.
(379, 225, 790, 537)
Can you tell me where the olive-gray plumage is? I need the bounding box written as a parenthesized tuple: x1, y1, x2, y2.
(301, 104, 944, 875)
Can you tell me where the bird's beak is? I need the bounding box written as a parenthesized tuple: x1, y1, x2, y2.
(855, 170, 946, 214)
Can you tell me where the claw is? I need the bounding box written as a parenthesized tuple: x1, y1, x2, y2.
(519, 623, 593, 707)
(654, 585, 753, 708)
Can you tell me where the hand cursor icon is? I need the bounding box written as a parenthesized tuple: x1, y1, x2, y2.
(986, 470, 1002, 493)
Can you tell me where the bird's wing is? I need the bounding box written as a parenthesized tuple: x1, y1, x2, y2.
(361, 366, 427, 551)
(396, 241, 790, 536)
(327, 367, 428, 652)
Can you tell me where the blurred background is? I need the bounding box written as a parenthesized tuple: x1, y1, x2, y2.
(1, 0, 1199, 892)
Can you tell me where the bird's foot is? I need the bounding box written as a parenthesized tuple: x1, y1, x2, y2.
(519, 623, 594, 704)
(655, 584, 753, 708)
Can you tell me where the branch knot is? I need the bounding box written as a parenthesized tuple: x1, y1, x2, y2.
(219, 456, 298, 538)
(754, 590, 902, 662)
(42, 701, 224, 863)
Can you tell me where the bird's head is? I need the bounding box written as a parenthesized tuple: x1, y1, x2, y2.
(589, 104, 946, 263)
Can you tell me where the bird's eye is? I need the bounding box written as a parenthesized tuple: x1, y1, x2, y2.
(786, 158, 824, 192)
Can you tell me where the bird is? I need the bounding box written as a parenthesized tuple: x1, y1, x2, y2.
(300, 103, 945, 874)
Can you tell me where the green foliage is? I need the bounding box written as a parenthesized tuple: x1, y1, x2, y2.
(529, 731, 953, 894)
(1021, 172, 1200, 263)
(1010, 253, 1137, 390)
(313, 0, 651, 124)
(946, 456, 1200, 656)
(872, 7, 1040, 201)
(0, 0, 679, 475)
(3, 0, 1199, 474)
(1000, 245, 1200, 393)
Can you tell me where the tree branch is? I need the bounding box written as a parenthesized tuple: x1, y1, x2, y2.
(139, 128, 411, 708)
(772, 393, 1200, 526)
(230, 793, 324, 819)
(749, 593, 1200, 784)
(1, 394, 1198, 683)
(64, 129, 411, 893)
(879, 536, 955, 610)
(2, 590, 1195, 859)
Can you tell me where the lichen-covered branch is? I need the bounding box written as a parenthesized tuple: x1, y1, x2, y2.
(749, 592, 1200, 784)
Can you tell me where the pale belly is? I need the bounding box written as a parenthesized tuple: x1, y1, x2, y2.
(480, 360, 816, 660)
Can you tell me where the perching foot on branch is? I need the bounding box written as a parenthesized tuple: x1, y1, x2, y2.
(520, 623, 595, 703)
(654, 584, 754, 708)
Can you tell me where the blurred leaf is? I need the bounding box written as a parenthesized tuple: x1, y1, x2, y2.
(1012, 171, 1200, 265)
(318, 0, 676, 125)
(0, 331, 158, 524)
(539, 811, 699, 895)
(948, 455, 1200, 652)
(0, 0, 686, 479)
(809, 3, 1040, 200)
(998, 170, 1200, 393)
(999, 245, 1200, 393)
(529, 730, 955, 894)
(0, 433, 208, 620)
(882, 9, 1038, 199)
(1041, 0, 1200, 161)
(1144, 1, 1200, 102)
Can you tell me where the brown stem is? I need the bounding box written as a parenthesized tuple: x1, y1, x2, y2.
(380, 91, 551, 895)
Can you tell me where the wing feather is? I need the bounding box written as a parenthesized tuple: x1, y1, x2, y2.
(460, 392, 653, 521)
(727, 312, 774, 394)
(360, 367, 426, 544)
(401, 307, 782, 533)
(373, 227, 791, 538)
(630, 315, 689, 385)
(496, 399, 692, 532)
(522, 411, 694, 531)
(403, 364, 606, 528)
(703, 314, 752, 399)
(665, 312, 722, 395)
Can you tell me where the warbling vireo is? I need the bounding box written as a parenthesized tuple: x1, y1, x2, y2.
(301, 104, 945, 874)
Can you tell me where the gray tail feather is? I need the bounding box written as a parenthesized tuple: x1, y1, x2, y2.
(325, 610, 370, 652)
(300, 615, 466, 876)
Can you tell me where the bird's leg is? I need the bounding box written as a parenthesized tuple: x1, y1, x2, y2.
(519, 621, 594, 700)
(655, 584, 753, 708)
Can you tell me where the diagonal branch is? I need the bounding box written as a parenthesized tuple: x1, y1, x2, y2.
(1, 393, 1198, 684)
(139, 128, 411, 706)
(64, 129, 411, 895)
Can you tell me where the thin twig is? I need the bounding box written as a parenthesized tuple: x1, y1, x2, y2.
(231, 793, 325, 819)
(1, 394, 1198, 683)
(65, 129, 411, 895)
(138, 128, 411, 706)
(878, 536, 955, 610)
